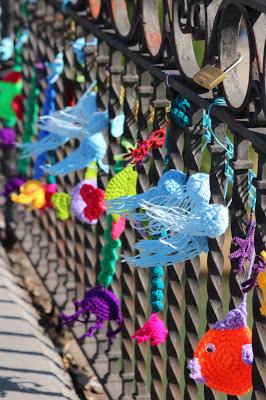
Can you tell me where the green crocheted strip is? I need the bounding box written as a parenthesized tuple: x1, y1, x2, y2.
(17, 70, 40, 176)
(98, 214, 121, 288)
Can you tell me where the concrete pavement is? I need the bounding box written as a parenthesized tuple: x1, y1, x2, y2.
(0, 248, 80, 400)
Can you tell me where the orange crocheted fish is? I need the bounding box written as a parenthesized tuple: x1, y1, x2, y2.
(188, 302, 253, 396)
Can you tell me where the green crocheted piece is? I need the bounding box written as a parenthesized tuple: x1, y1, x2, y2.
(17, 70, 40, 176)
(51, 192, 71, 221)
(98, 214, 121, 287)
(105, 165, 137, 201)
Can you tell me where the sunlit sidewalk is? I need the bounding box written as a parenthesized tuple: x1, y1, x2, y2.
(0, 248, 79, 400)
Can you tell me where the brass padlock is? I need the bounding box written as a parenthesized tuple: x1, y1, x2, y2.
(193, 54, 242, 90)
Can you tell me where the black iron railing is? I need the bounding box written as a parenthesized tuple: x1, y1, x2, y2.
(5, 1, 266, 399)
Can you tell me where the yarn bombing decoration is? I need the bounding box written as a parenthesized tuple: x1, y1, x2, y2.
(0, 71, 23, 127)
(51, 192, 71, 221)
(229, 219, 256, 273)
(33, 54, 63, 179)
(61, 286, 123, 342)
(17, 68, 40, 176)
(257, 252, 266, 316)
(123, 128, 167, 165)
(108, 170, 228, 268)
(72, 37, 98, 66)
(132, 313, 168, 346)
(0, 37, 14, 61)
(0, 127, 16, 147)
(71, 180, 105, 224)
(11, 180, 57, 210)
(98, 166, 138, 287)
(188, 302, 252, 395)
(98, 214, 122, 288)
(171, 95, 191, 128)
(0, 177, 26, 199)
(19, 82, 125, 176)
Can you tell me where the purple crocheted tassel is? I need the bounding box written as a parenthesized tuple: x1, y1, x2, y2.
(229, 220, 256, 273)
(0, 177, 26, 199)
(241, 255, 266, 293)
(214, 302, 247, 330)
(61, 286, 123, 343)
(0, 127, 16, 147)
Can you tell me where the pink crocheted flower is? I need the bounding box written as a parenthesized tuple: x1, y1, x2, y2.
(80, 184, 106, 222)
(131, 313, 168, 346)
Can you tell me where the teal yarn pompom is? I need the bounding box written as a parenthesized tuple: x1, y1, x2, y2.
(98, 214, 122, 287)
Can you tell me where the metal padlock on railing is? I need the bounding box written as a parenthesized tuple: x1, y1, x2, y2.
(193, 54, 242, 90)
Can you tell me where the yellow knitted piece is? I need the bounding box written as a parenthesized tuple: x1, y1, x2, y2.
(105, 166, 137, 221)
(11, 180, 45, 209)
(85, 161, 98, 180)
(257, 251, 266, 316)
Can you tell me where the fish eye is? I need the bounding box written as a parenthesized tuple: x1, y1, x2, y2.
(205, 343, 216, 353)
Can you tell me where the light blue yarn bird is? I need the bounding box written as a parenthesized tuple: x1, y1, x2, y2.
(18, 80, 125, 176)
(73, 37, 98, 66)
(108, 170, 229, 268)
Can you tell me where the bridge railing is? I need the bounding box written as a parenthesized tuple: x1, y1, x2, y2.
(7, 1, 266, 399)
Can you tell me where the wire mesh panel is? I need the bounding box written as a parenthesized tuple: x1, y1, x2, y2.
(6, 1, 266, 399)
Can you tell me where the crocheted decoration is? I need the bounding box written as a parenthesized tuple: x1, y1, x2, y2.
(61, 286, 123, 342)
(171, 95, 191, 127)
(45, 52, 64, 84)
(0, 177, 26, 199)
(229, 219, 256, 273)
(19, 79, 124, 175)
(98, 215, 122, 287)
(73, 37, 97, 66)
(131, 314, 168, 346)
(33, 72, 56, 179)
(0, 37, 14, 61)
(123, 128, 167, 165)
(80, 184, 106, 221)
(71, 179, 104, 224)
(111, 217, 126, 240)
(257, 252, 266, 316)
(105, 166, 138, 202)
(108, 170, 228, 268)
(188, 302, 252, 395)
(51, 192, 71, 221)
(0, 127, 16, 147)
(17, 69, 40, 175)
(0, 71, 23, 127)
(11, 180, 57, 210)
(150, 266, 164, 312)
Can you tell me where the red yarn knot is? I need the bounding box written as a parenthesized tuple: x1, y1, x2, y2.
(124, 128, 167, 165)
(80, 184, 106, 222)
(148, 128, 167, 148)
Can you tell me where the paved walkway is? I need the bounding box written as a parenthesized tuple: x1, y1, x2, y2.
(0, 249, 79, 400)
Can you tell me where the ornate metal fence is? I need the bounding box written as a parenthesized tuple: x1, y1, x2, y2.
(7, 0, 266, 399)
